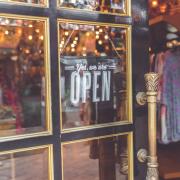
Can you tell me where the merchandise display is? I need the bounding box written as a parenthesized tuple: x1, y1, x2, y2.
(59, 0, 126, 14)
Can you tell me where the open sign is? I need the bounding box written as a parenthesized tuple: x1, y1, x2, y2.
(70, 71, 111, 104)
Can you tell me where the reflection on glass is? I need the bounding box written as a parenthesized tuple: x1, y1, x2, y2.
(0, 147, 49, 180)
(59, 0, 126, 15)
(0, 0, 46, 5)
(0, 17, 48, 137)
(62, 135, 129, 180)
(59, 22, 129, 129)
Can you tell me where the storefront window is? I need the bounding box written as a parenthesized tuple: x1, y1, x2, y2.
(59, 21, 131, 130)
(58, 0, 127, 15)
(0, 16, 50, 138)
(62, 134, 131, 180)
(0, 0, 46, 5)
(0, 147, 50, 180)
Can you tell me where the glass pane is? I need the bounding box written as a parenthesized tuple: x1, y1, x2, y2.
(58, 0, 127, 15)
(0, 17, 49, 137)
(62, 134, 130, 180)
(0, 0, 46, 5)
(59, 21, 130, 130)
(0, 147, 50, 180)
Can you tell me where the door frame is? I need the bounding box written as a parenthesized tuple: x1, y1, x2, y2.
(0, 0, 149, 179)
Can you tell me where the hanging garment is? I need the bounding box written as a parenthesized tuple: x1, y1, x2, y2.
(151, 51, 167, 143)
(161, 51, 180, 143)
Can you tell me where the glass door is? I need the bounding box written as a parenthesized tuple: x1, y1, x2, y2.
(0, 0, 149, 179)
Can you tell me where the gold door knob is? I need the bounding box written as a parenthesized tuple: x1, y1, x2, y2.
(137, 73, 160, 180)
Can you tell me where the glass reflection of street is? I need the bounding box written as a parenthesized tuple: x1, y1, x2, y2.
(63, 135, 128, 180)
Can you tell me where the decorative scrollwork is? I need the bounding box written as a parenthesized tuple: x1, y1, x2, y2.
(144, 73, 160, 92)
(146, 166, 159, 180)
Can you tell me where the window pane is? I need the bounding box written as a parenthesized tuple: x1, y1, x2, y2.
(0, 147, 50, 180)
(59, 21, 131, 130)
(0, 0, 46, 5)
(0, 17, 49, 137)
(62, 134, 131, 180)
(58, 0, 127, 15)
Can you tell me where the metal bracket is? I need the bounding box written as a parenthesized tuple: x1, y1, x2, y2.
(136, 92, 147, 106)
(137, 149, 148, 163)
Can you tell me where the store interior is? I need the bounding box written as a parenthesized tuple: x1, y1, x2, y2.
(149, 0, 180, 179)
(0, 17, 47, 137)
(0, 0, 179, 180)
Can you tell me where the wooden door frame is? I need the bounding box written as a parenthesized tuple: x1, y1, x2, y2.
(0, 0, 149, 179)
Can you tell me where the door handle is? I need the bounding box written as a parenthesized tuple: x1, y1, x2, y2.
(136, 73, 160, 180)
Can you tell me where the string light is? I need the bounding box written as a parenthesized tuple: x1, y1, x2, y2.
(71, 48, 75, 52)
(71, 44, 75, 48)
(96, 31, 99, 35)
(151, 0, 158, 8)
(75, 37, 78, 41)
(82, 47, 86, 51)
(104, 35, 108, 40)
(39, 35, 44, 40)
(99, 29, 103, 33)
(4, 30, 9, 35)
(98, 40, 103, 45)
(65, 31, 69, 36)
(159, 3, 167, 13)
(28, 35, 33, 40)
(25, 49, 30, 54)
(73, 40, 77, 45)
(35, 29, 40, 33)
(18, 29, 22, 34)
(86, 32, 90, 36)
(96, 35, 99, 39)
(28, 24, 33, 28)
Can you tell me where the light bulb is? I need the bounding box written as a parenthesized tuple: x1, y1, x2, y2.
(71, 48, 75, 52)
(39, 35, 44, 40)
(99, 29, 103, 33)
(86, 32, 90, 37)
(65, 31, 69, 36)
(98, 40, 103, 45)
(96, 35, 99, 39)
(71, 44, 75, 48)
(35, 29, 40, 33)
(28, 35, 33, 40)
(151, 0, 158, 8)
(104, 35, 108, 40)
(5, 30, 9, 35)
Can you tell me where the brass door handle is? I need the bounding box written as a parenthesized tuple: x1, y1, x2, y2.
(137, 73, 160, 180)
